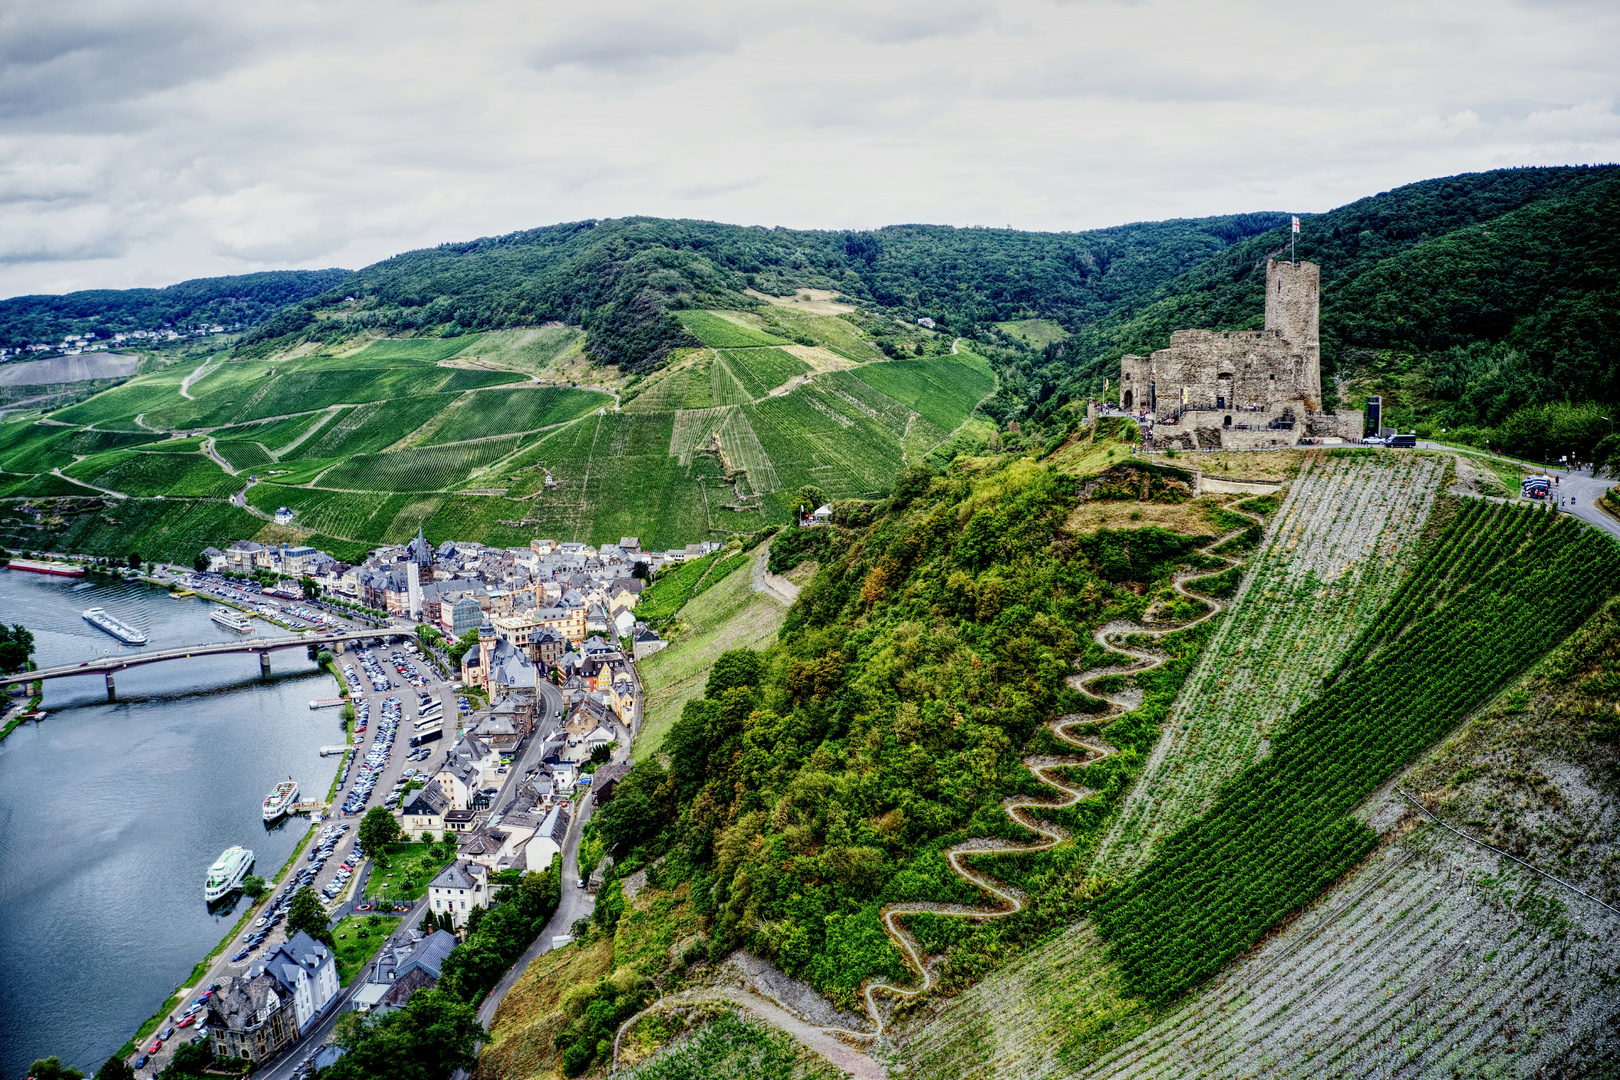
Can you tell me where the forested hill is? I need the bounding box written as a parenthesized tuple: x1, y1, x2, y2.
(0, 269, 352, 350)
(1056, 165, 1620, 424)
(234, 214, 1287, 370)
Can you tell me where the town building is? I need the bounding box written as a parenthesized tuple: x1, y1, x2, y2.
(259, 931, 339, 1033)
(427, 859, 488, 929)
(206, 970, 296, 1062)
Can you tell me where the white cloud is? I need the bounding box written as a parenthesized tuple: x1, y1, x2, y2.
(0, 0, 1616, 296)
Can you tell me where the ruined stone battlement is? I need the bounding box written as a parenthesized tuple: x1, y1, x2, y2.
(1119, 258, 1354, 448)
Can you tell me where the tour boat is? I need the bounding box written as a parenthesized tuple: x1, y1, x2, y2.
(210, 607, 254, 633)
(81, 607, 148, 645)
(8, 558, 84, 577)
(262, 778, 299, 821)
(204, 846, 254, 902)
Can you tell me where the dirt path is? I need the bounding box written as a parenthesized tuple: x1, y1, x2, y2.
(611, 987, 887, 1079)
(51, 467, 128, 499)
(750, 544, 800, 606)
(202, 436, 238, 476)
(178, 357, 216, 400)
(854, 504, 1264, 1038)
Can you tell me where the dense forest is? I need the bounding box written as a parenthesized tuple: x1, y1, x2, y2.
(233, 214, 1286, 371)
(0, 270, 352, 350)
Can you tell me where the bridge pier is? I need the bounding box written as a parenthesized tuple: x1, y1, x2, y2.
(260, 652, 271, 678)
(105, 671, 115, 702)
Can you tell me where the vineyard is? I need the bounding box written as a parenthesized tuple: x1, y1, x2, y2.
(1092, 501, 1620, 1005)
(65, 448, 239, 499)
(1094, 454, 1444, 875)
(675, 310, 791, 348)
(416, 386, 608, 445)
(316, 433, 527, 492)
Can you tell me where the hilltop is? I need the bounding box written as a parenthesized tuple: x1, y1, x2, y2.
(475, 431, 1620, 1080)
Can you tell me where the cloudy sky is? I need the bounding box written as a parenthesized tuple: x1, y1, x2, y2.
(2, 0, 1615, 296)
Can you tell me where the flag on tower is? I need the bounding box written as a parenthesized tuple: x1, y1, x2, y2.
(1292, 215, 1300, 233)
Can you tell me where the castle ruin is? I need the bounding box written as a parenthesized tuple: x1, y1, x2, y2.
(1119, 259, 1356, 450)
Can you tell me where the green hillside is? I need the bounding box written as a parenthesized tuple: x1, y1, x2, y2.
(0, 299, 994, 559)
(1051, 166, 1620, 429)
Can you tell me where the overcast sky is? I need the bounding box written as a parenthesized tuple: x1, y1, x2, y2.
(2, 0, 1615, 297)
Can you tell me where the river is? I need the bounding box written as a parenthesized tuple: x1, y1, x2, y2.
(0, 570, 343, 1078)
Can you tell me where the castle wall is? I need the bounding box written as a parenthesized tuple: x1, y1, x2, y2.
(1121, 259, 1325, 426)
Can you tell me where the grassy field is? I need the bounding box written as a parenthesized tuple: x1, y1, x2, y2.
(633, 552, 788, 760)
(995, 318, 1070, 348)
(331, 914, 394, 985)
(676, 310, 791, 348)
(364, 841, 453, 901)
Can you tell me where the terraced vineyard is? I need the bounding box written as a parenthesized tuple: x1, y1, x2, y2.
(0, 312, 992, 559)
(1095, 453, 1444, 876)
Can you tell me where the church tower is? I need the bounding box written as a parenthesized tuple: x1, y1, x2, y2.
(1264, 259, 1320, 405)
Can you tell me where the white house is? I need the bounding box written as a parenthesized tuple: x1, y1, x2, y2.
(261, 931, 339, 1033)
(427, 859, 488, 929)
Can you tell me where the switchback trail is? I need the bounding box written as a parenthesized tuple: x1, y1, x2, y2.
(854, 501, 1265, 1039)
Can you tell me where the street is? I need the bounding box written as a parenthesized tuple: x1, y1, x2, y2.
(1417, 441, 1620, 542)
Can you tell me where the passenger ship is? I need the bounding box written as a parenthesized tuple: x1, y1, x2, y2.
(204, 845, 254, 902)
(81, 607, 148, 645)
(262, 778, 299, 821)
(211, 607, 254, 632)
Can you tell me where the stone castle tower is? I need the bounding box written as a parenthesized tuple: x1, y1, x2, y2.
(1118, 258, 1354, 449)
(1263, 259, 1320, 404)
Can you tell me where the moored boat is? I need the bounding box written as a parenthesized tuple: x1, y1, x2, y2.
(210, 607, 254, 633)
(262, 777, 299, 821)
(204, 845, 254, 902)
(8, 558, 84, 577)
(82, 607, 148, 645)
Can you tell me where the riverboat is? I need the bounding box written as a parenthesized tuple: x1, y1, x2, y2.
(204, 845, 254, 902)
(262, 777, 299, 821)
(8, 558, 84, 577)
(81, 607, 148, 645)
(210, 607, 254, 633)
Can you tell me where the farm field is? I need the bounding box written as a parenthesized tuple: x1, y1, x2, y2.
(0, 324, 993, 562)
(417, 386, 610, 445)
(676, 310, 791, 348)
(634, 549, 792, 761)
(1093, 503, 1620, 1004)
(1094, 453, 1445, 876)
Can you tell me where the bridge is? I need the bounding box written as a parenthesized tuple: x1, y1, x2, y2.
(2, 627, 413, 701)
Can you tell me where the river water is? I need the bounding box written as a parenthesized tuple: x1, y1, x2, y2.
(0, 571, 344, 1077)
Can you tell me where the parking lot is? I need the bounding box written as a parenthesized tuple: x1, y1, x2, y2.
(131, 641, 457, 1078)
(180, 573, 343, 632)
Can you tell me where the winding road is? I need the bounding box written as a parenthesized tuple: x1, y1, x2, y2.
(852, 503, 1264, 1038)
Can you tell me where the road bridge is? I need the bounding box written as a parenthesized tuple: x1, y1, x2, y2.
(1, 627, 411, 700)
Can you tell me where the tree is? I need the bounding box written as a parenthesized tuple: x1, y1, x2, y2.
(28, 1059, 84, 1080)
(241, 875, 267, 899)
(94, 1056, 135, 1080)
(794, 484, 828, 518)
(589, 742, 614, 766)
(321, 989, 484, 1080)
(193, 553, 208, 573)
(359, 806, 402, 857)
(287, 886, 334, 947)
(127, 552, 142, 569)
(629, 561, 650, 580)
(301, 575, 319, 600)
(445, 629, 480, 666)
(165, 1039, 214, 1080)
(0, 623, 33, 674)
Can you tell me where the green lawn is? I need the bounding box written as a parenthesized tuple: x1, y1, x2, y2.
(331, 914, 395, 985)
(365, 841, 455, 902)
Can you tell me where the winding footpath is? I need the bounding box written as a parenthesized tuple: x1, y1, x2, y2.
(608, 501, 1267, 1075)
(854, 504, 1265, 1039)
